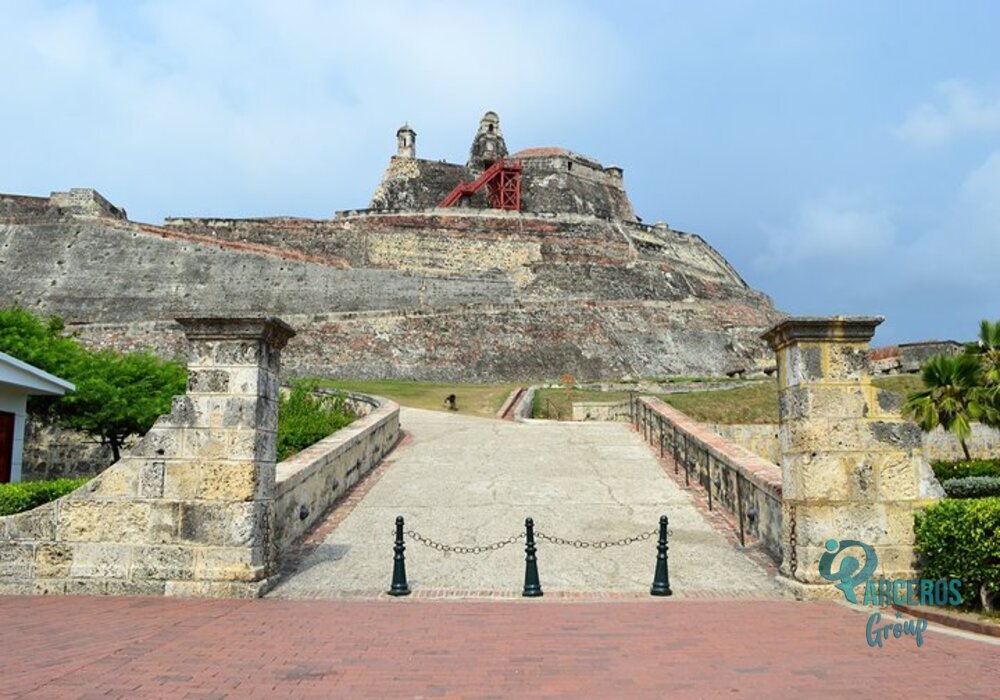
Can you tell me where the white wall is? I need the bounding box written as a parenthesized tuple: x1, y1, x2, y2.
(0, 390, 28, 483)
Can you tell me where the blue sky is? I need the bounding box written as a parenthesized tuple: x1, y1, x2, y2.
(2, 1, 999, 346)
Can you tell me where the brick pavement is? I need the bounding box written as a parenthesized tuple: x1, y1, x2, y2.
(1, 595, 996, 699)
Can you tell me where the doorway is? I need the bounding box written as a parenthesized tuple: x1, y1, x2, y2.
(0, 411, 14, 483)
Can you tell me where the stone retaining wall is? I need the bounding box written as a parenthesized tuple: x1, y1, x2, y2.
(633, 397, 784, 560)
(273, 398, 399, 551)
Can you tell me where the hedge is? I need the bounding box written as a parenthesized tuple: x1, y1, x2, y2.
(914, 497, 1000, 608)
(941, 476, 1000, 499)
(276, 384, 356, 462)
(931, 459, 1000, 481)
(0, 478, 90, 516)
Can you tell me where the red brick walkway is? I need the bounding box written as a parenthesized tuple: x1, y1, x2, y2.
(1, 596, 996, 699)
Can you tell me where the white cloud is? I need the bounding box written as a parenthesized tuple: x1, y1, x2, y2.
(896, 80, 1000, 148)
(754, 194, 895, 269)
(902, 149, 1000, 284)
(0, 1, 631, 221)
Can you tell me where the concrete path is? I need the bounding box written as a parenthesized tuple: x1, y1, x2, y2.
(2, 596, 996, 698)
(268, 409, 780, 597)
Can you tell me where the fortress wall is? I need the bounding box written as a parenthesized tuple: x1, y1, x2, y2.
(64, 298, 775, 382)
(0, 222, 515, 324)
(163, 211, 750, 291)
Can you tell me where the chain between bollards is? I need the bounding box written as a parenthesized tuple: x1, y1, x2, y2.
(388, 515, 411, 596)
(522, 517, 543, 597)
(650, 514, 673, 596)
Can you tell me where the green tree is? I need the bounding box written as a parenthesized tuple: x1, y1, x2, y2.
(903, 354, 991, 461)
(0, 309, 187, 462)
(969, 320, 1000, 424)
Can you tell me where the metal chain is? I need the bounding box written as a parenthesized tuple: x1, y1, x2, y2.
(405, 529, 524, 554)
(788, 504, 798, 580)
(534, 528, 660, 549)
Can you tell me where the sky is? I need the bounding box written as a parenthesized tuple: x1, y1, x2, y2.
(2, 1, 998, 346)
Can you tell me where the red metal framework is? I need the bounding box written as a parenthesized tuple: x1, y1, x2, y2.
(439, 158, 522, 211)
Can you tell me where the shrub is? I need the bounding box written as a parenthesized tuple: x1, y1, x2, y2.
(931, 459, 1000, 481)
(914, 497, 1000, 609)
(0, 478, 90, 516)
(941, 476, 1000, 499)
(276, 383, 356, 461)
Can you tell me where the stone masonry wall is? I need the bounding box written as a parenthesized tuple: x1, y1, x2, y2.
(0, 318, 293, 598)
(273, 397, 399, 551)
(635, 397, 784, 560)
(763, 317, 944, 591)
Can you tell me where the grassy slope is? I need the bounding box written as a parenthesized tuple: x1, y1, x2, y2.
(315, 374, 925, 424)
(318, 379, 522, 418)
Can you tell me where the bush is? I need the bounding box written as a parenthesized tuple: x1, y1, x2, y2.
(931, 459, 1000, 481)
(942, 476, 1000, 499)
(0, 478, 90, 516)
(914, 497, 1000, 609)
(276, 383, 356, 462)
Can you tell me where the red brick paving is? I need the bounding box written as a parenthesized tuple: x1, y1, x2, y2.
(1, 596, 996, 699)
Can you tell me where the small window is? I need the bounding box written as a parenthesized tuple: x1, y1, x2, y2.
(488, 124, 494, 133)
(567, 161, 573, 171)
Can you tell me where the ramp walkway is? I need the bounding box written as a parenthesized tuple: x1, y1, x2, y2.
(268, 408, 781, 598)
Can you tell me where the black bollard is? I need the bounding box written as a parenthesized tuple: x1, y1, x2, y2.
(650, 515, 673, 597)
(388, 515, 411, 596)
(522, 517, 543, 597)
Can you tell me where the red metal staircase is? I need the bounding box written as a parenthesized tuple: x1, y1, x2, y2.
(439, 158, 522, 211)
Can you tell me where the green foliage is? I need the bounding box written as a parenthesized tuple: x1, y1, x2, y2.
(903, 354, 992, 460)
(0, 308, 187, 460)
(932, 459, 1000, 481)
(941, 477, 1000, 499)
(915, 497, 1000, 609)
(0, 478, 90, 516)
(276, 383, 356, 462)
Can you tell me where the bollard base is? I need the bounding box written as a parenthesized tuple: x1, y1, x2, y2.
(522, 586, 543, 598)
(388, 585, 412, 597)
(650, 584, 673, 597)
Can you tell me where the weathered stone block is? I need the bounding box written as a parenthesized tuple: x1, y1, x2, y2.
(869, 420, 923, 450)
(87, 466, 136, 499)
(162, 461, 201, 500)
(0, 581, 34, 595)
(780, 420, 868, 454)
(783, 454, 852, 501)
(65, 578, 109, 595)
(56, 501, 150, 543)
(138, 461, 165, 498)
(54, 501, 105, 542)
(875, 454, 920, 501)
(35, 543, 73, 577)
(188, 369, 230, 394)
(182, 428, 230, 461)
(164, 580, 266, 599)
(33, 579, 65, 595)
(198, 461, 260, 501)
(105, 580, 167, 596)
(0, 545, 35, 578)
(68, 543, 130, 578)
(194, 546, 266, 582)
(7, 505, 57, 541)
(147, 502, 179, 543)
(213, 340, 264, 367)
(130, 545, 195, 580)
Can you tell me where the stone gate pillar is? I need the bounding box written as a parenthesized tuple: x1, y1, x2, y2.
(166, 317, 296, 595)
(762, 316, 942, 594)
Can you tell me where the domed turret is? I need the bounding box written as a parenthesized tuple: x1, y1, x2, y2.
(467, 111, 508, 169)
(396, 123, 416, 158)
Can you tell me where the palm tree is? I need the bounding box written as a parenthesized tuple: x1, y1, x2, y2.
(903, 354, 990, 460)
(974, 319, 1000, 386)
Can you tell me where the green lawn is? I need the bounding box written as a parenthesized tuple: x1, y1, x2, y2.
(316, 379, 522, 418)
(534, 375, 926, 424)
(314, 374, 926, 424)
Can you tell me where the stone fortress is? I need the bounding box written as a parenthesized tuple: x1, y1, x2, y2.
(0, 112, 782, 380)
